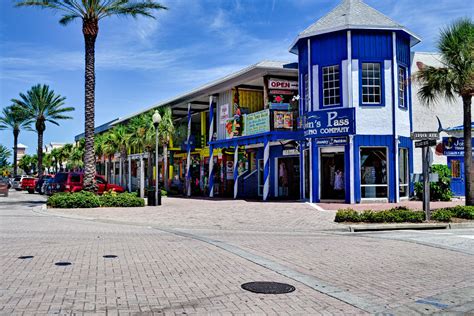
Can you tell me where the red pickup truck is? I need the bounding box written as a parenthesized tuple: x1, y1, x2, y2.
(47, 172, 125, 195)
(21, 177, 38, 194)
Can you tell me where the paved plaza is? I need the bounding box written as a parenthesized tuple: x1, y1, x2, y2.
(1, 191, 474, 315)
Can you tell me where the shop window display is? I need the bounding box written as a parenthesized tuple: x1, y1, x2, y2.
(360, 147, 388, 198)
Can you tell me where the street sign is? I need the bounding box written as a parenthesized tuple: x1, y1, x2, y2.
(415, 139, 437, 148)
(411, 131, 439, 140)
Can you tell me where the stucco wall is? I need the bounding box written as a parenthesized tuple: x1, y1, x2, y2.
(411, 52, 464, 173)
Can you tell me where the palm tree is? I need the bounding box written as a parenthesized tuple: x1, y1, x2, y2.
(12, 84, 74, 177)
(128, 113, 155, 188)
(16, 0, 167, 191)
(102, 131, 117, 182)
(50, 147, 61, 173)
(69, 139, 85, 171)
(107, 125, 130, 187)
(59, 143, 73, 171)
(415, 18, 474, 206)
(94, 134, 106, 175)
(158, 107, 175, 191)
(0, 145, 11, 168)
(0, 105, 32, 176)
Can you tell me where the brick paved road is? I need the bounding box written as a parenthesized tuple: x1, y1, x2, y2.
(2, 192, 474, 315)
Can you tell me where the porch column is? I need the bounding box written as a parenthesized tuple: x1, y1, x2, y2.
(105, 160, 108, 181)
(186, 102, 192, 197)
(208, 145, 215, 197)
(208, 95, 215, 197)
(140, 155, 145, 199)
(128, 155, 132, 192)
(233, 145, 239, 199)
(263, 138, 270, 201)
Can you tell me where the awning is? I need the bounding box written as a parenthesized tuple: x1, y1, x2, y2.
(209, 130, 304, 148)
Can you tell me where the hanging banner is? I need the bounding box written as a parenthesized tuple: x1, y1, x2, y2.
(219, 104, 229, 123)
(304, 108, 355, 138)
(244, 109, 270, 136)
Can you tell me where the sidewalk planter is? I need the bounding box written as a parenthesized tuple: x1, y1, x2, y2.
(47, 191, 145, 208)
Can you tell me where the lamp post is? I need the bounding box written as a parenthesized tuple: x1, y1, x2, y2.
(152, 110, 162, 206)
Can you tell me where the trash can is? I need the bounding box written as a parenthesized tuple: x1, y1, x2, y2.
(147, 188, 156, 206)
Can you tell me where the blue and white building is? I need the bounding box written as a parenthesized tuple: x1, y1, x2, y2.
(291, 0, 421, 203)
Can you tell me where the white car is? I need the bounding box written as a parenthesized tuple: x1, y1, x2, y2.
(11, 175, 28, 191)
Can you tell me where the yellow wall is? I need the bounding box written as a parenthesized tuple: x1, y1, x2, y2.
(232, 89, 264, 113)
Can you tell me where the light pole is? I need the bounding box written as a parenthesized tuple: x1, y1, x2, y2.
(152, 110, 162, 206)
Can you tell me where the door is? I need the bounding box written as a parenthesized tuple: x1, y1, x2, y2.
(277, 157, 300, 199)
(448, 157, 464, 196)
(320, 152, 345, 200)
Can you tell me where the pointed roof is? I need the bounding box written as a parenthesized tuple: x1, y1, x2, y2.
(290, 0, 420, 53)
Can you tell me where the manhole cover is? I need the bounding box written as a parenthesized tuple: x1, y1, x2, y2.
(55, 262, 71, 266)
(18, 256, 34, 259)
(103, 255, 117, 259)
(241, 282, 295, 294)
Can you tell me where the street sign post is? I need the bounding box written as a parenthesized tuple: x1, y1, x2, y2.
(413, 132, 438, 221)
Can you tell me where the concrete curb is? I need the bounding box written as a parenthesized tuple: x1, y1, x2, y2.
(448, 222, 474, 229)
(348, 223, 449, 232)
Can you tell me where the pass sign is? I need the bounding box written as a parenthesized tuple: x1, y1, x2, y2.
(304, 108, 355, 138)
(411, 131, 439, 140)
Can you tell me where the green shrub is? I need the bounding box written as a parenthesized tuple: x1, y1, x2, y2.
(100, 191, 144, 207)
(160, 189, 167, 197)
(47, 191, 100, 208)
(415, 164, 453, 201)
(431, 209, 454, 222)
(447, 206, 474, 220)
(335, 208, 424, 223)
(47, 191, 144, 208)
(335, 209, 361, 222)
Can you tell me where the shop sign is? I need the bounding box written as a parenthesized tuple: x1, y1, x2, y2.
(304, 108, 355, 138)
(244, 109, 270, 136)
(268, 78, 298, 90)
(443, 137, 474, 156)
(219, 104, 229, 123)
(315, 136, 348, 147)
(273, 111, 293, 130)
(283, 149, 299, 156)
(269, 103, 291, 110)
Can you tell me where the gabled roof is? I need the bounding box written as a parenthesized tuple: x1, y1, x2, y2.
(290, 0, 421, 53)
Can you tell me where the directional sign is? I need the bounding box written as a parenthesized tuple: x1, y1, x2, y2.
(415, 139, 437, 148)
(411, 131, 439, 140)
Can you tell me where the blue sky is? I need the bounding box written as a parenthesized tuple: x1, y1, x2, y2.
(0, 0, 472, 154)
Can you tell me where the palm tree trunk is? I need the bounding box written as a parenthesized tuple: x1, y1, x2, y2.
(463, 95, 473, 206)
(13, 129, 19, 177)
(164, 143, 169, 191)
(37, 130, 43, 177)
(82, 19, 98, 191)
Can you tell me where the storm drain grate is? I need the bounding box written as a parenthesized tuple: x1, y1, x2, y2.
(241, 282, 295, 294)
(103, 255, 118, 259)
(18, 256, 34, 260)
(55, 262, 72, 266)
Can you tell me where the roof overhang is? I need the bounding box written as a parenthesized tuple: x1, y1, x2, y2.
(289, 25, 422, 54)
(113, 61, 298, 125)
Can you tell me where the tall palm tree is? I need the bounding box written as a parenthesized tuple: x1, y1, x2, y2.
(101, 131, 117, 182)
(50, 147, 61, 173)
(415, 18, 474, 206)
(128, 113, 155, 188)
(104, 125, 129, 186)
(0, 105, 32, 176)
(12, 84, 74, 177)
(59, 143, 73, 171)
(158, 107, 174, 191)
(16, 0, 167, 191)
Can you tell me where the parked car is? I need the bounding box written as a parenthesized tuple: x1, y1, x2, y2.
(12, 175, 28, 191)
(35, 174, 54, 195)
(46, 172, 124, 195)
(0, 178, 9, 197)
(21, 177, 38, 194)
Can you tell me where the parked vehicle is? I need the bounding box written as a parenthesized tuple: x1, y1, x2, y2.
(0, 178, 9, 197)
(35, 175, 54, 195)
(46, 172, 124, 195)
(21, 177, 38, 194)
(12, 175, 28, 191)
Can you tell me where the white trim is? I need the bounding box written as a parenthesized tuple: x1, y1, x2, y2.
(312, 65, 319, 110)
(351, 60, 359, 106)
(274, 157, 279, 197)
(342, 60, 348, 108)
(234, 146, 239, 199)
(307, 38, 312, 111)
(257, 159, 263, 197)
(392, 32, 400, 203)
(347, 30, 353, 108)
(349, 135, 355, 203)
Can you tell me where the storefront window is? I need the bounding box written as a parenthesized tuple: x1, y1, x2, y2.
(399, 148, 409, 197)
(360, 147, 388, 198)
(361, 63, 381, 104)
(322, 65, 340, 106)
(398, 66, 407, 108)
(451, 160, 461, 178)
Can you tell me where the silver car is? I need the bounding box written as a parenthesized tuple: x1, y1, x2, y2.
(11, 175, 27, 191)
